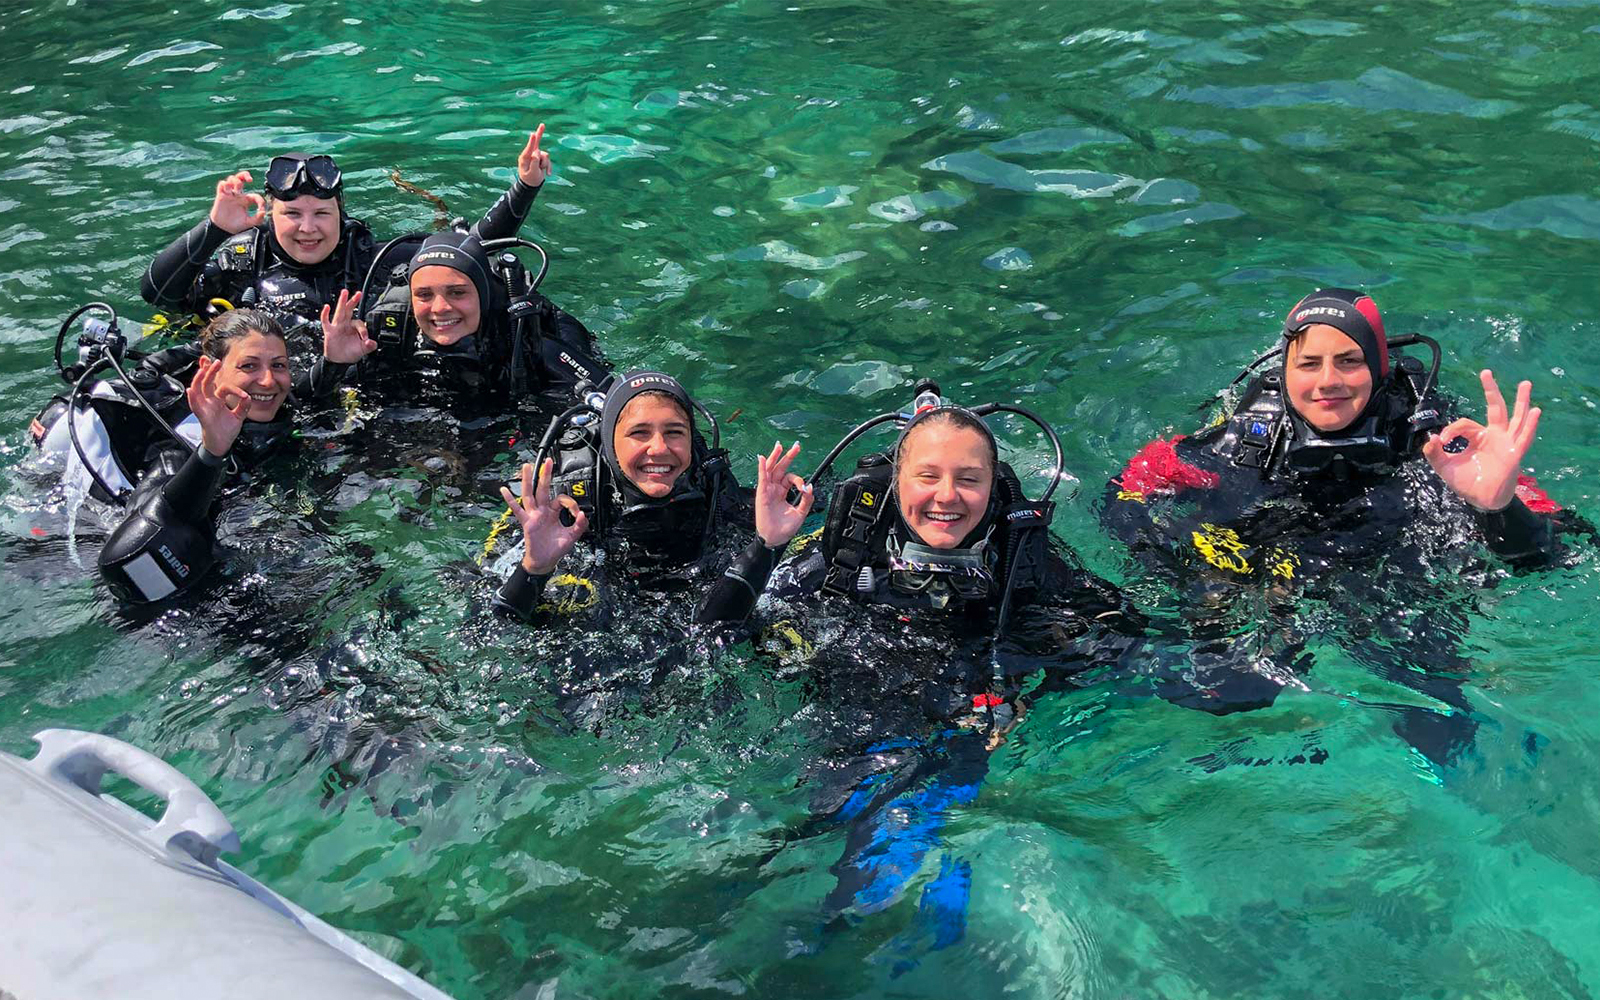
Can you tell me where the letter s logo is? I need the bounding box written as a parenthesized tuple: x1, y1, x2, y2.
(859, 491, 876, 507)
(571, 482, 587, 497)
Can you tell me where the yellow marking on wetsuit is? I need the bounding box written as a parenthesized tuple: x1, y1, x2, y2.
(762, 619, 814, 664)
(789, 526, 824, 555)
(1191, 522, 1252, 575)
(540, 573, 598, 614)
(481, 508, 514, 561)
(140, 314, 174, 338)
(1269, 548, 1301, 580)
(1117, 489, 1147, 503)
(208, 297, 235, 313)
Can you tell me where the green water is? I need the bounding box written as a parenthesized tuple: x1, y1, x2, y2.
(4, 1, 1600, 996)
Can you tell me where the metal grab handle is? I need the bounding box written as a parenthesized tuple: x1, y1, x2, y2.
(28, 729, 241, 864)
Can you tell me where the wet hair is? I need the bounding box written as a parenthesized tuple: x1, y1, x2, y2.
(895, 408, 998, 473)
(198, 308, 287, 361)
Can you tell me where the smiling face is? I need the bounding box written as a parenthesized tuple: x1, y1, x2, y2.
(269, 194, 341, 265)
(409, 266, 482, 346)
(613, 394, 692, 498)
(1284, 323, 1375, 432)
(895, 420, 995, 550)
(215, 332, 292, 422)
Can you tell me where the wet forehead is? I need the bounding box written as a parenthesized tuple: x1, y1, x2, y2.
(901, 422, 992, 470)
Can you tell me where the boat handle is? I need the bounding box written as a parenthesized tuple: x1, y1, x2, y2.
(29, 728, 242, 864)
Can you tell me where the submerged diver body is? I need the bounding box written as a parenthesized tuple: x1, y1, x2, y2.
(1101, 287, 1572, 766)
(31, 299, 374, 603)
(699, 382, 1137, 969)
(140, 126, 553, 335)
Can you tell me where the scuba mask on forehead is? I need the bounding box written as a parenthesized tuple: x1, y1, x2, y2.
(265, 153, 343, 203)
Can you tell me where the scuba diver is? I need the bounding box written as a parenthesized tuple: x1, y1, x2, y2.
(1100, 286, 1573, 766)
(492, 370, 752, 622)
(139, 125, 553, 333)
(700, 380, 1129, 633)
(30, 296, 374, 602)
(692, 381, 1136, 969)
(347, 225, 608, 408)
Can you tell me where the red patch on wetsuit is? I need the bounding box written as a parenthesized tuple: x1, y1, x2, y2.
(1515, 474, 1563, 514)
(972, 693, 1002, 708)
(1115, 436, 1220, 497)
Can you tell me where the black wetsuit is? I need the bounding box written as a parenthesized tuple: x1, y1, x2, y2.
(1100, 378, 1571, 764)
(140, 178, 544, 326)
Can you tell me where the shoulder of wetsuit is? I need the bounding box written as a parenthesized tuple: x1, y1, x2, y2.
(1202, 371, 1289, 472)
(341, 216, 376, 249)
(214, 230, 262, 273)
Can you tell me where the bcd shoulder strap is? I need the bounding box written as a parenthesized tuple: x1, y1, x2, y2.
(820, 454, 892, 598)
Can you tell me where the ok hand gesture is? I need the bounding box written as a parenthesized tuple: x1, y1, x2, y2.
(1423, 369, 1541, 512)
(319, 289, 377, 364)
(208, 170, 268, 234)
(517, 123, 552, 187)
(186, 356, 250, 457)
(501, 458, 588, 575)
(755, 441, 815, 548)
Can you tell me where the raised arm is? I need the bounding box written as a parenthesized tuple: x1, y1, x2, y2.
(469, 124, 553, 243)
(696, 442, 814, 623)
(141, 170, 267, 310)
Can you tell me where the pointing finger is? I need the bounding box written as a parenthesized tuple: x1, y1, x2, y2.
(532, 122, 545, 152)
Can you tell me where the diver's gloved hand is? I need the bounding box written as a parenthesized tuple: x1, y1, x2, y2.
(517, 123, 552, 187)
(186, 356, 252, 458)
(501, 457, 588, 574)
(1423, 369, 1541, 512)
(318, 288, 377, 364)
(754, 441, 815, 548)
(207, 169, 268, 234)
